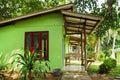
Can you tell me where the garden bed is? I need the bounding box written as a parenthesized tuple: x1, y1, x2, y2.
(0, 70, 19, 80)
(0, 70, 62, 80)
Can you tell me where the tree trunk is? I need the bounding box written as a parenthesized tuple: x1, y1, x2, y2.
(97, 37, 101, 54)
(111, 31, 116, 59)
(107, 29, 110, 44)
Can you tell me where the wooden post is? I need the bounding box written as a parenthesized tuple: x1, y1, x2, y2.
(81, 33, 84, 66)
(83, 20, 87, 70)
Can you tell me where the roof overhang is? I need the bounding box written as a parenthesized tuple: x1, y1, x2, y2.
(0, 4, 73, 27)
(0, 3, 104, 35)
(61, 10, 104, 34)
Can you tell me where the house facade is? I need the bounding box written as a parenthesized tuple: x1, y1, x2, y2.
(0, 4, 103, 70)
(0, 5, 71, 70)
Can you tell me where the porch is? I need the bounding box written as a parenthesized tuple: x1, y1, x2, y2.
(61, 9, 103, 70)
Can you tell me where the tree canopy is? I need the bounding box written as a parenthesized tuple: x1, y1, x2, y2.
(74, 0, 97, 13)
(73, 0, 120, 58)
(0, 0, 65, 20)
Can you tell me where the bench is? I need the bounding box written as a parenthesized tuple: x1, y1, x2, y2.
(65, 53, 81, 66)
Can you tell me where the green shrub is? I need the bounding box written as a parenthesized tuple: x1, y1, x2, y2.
(99, 63, 110, 74)
(99, 58, 117, 74)
(104, 58, 117, 68)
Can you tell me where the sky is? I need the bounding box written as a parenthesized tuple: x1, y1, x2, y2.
(97, 0, 105, 8)
(97, 0, 120, 7)
(118, 0, 120, 6)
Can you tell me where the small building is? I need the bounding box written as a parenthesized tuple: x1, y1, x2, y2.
(0, 4, 103, 70)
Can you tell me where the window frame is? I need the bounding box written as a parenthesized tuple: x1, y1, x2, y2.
(24, 31, 49, 60)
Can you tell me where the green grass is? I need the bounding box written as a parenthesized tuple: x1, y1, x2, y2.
(88, 65, 99, 73)
(109, 64, 120, 76)
(70, 63, 80, 65)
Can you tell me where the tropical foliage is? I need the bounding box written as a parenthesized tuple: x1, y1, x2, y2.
(11, 49, 50, 80)
(74, 0, 120, 59)
(0, 0, 66, 20)
(74, 0, 97, 13)
(0, 50, 16, 71)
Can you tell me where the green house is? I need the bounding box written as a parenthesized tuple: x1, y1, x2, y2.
(0, 4, 103, 70)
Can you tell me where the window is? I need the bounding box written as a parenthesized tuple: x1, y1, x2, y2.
(25, 31, 49, 60)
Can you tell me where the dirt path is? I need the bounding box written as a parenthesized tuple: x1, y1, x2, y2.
(61, 71, 119, 80)
(61, 71, 92, 80)
(89, 73, 115, 80)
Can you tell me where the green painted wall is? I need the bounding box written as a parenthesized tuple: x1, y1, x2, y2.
(0, 11, 64, 70)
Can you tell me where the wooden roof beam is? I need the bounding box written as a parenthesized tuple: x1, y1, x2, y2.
(66, 27, 91, 34)
(90, 20, 102, 34)
(63, 14, 101, 22)
(70, 36, 81, 41)
(61, 10, 103, 21)
(65, 21, 96, 27)
(66, 25, 94, 31)
(66, 32, 82, 35)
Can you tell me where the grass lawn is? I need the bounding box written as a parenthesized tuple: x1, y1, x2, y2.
(109, 64, 120, 76)
(88, 64, 99, 73)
